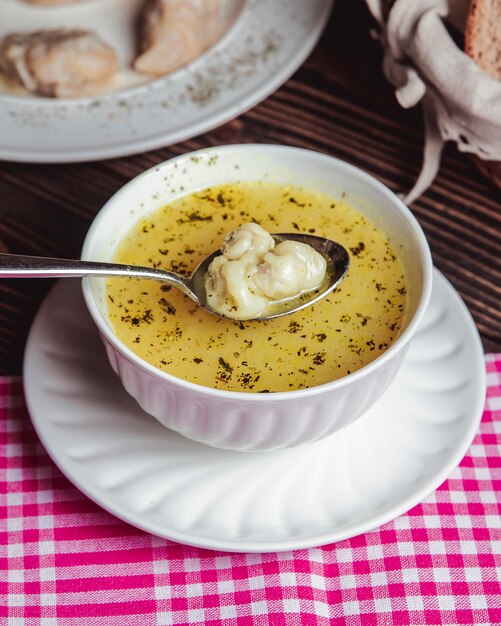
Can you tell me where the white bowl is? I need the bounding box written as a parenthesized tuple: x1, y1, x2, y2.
(81, 144, 433, 451)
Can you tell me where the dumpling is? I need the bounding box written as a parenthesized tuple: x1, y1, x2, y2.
(0, 29, 117, 98)
(134, 0, 224, 76)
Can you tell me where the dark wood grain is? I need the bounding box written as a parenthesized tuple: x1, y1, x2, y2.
(0, 0, 499, 374)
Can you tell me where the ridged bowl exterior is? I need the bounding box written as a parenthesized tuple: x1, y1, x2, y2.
(82, 145, 433, 452)
(101, 333, 407, 451)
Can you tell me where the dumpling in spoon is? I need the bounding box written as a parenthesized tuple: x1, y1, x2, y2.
(134, 0, 224, 76)
(206, 223, 327, 320)
(0, 29, 117, 98)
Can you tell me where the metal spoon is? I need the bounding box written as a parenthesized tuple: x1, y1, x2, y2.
(0, 234, 349, 321)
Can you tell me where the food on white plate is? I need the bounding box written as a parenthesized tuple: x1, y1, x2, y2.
(0, 29, 117, 97)
(206, 223, 327, 320)
(134, 0, 225, 76)
(106, 181, 408, 393)
(0, 0, 230, 98)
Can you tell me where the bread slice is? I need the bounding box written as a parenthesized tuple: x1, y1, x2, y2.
(465, 0, 501, 189)
(465, 0, 501, 79)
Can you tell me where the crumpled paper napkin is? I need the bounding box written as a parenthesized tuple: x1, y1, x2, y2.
(366, 0, 501, 202)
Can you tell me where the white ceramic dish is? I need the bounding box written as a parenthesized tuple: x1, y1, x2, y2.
(23, 271, 486, 552)
(0, 0, 333, 162)
(81, 144, 433, 451)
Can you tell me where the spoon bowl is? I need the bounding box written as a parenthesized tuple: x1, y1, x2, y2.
(0, 233, 349, 321)
(193, 233, 350, 320)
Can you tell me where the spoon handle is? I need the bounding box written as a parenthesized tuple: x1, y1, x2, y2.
(0, 253, 196, 299)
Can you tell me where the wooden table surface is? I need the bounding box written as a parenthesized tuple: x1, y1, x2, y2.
(0, 1, 499, 375)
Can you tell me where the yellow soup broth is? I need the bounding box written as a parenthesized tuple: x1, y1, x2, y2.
(106, 182, 407, 392)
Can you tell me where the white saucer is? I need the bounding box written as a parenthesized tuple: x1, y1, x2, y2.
(23, 270, 486, 552)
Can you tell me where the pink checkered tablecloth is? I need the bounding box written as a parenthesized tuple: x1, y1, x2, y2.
(1, 355, 500, 626)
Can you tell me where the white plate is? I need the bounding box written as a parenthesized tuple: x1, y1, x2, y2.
(0, 0, 333, 162)
(23, 269, 486, 552)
